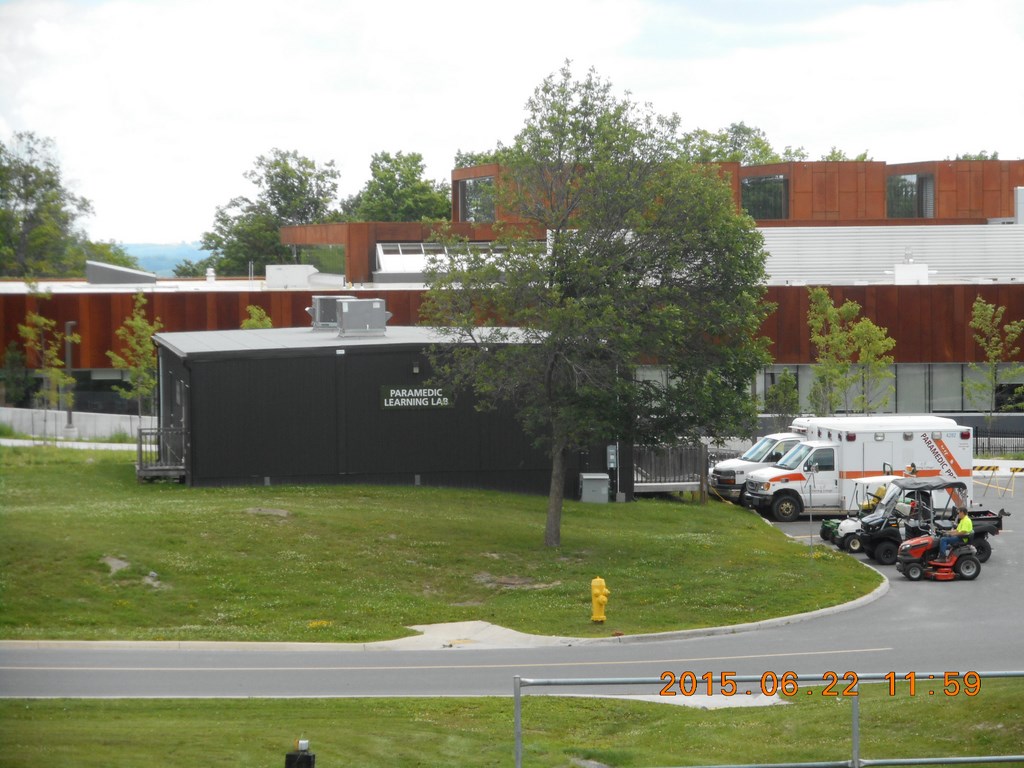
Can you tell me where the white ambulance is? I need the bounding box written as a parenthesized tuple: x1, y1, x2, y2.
(743, 416, 974, 522)
(709, 428, 806, 503)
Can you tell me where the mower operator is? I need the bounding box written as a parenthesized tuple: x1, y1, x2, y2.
(938, 507, 973, 561)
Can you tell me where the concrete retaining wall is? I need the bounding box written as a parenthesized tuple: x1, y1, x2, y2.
(0, 407, 155, 440)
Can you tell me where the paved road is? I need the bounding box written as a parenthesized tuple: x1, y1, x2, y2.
(1, 482, 1020, 700)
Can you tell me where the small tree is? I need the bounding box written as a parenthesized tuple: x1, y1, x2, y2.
(850, 318, 896, 413)
(241, 305, 273, 329)
(106, 293, 163, 419)
(807, 287, 895, 414)
(965, 296, 1024, 428)
(807, 287, 857, 415)
(18, 312, 79, 428)
(764, 368, 799, 432)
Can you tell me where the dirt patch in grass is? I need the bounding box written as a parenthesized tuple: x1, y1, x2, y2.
(101, 556, 164, 588)
(473, 572, 562, 589)
(102, 556, 130, 574)
(246, 507, 290, 518)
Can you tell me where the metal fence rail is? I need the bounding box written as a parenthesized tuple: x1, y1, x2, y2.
(136, 427, 186, 481)
(974, 430, 1024, 458)
(513, 671, 1024, 768)
(633, 444, 708, 484)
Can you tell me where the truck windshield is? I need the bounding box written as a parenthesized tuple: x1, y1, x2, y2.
(740, 436, 779, 462)
(777, 443, 815, 470)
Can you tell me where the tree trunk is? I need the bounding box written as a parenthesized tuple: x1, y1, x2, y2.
(545, 438, 568, 547)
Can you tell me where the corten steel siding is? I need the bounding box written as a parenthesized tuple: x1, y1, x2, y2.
(0, 288, 423, 369)
(4, 284, 1024, 373)
(736, 159, 1024, 224)
(170, 342, 562, 493)
(891, 160, 1024, 220)
(741, 161, 889, 222)
(447, 159, 1024, 225)
(761, 284, 1024, 366)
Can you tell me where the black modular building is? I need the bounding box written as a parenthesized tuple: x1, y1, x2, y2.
(152, 316, 606, 495)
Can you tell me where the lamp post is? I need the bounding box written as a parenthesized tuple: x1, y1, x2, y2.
(63, 320, 77, 438)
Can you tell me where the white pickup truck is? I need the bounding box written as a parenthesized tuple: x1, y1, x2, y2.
(709, 430, 803, 503)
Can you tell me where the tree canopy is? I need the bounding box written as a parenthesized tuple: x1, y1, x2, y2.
(0, 131, 136, 278)
(680, 122, 808, 165)
(342, 151, 450, 222)
(421, 63, 772, 546)
(190, 149, 342, 277)
(453, 149, 501, 169)
(679, 123, 876, 165)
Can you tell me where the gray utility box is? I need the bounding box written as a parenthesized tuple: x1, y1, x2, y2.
(338, 298, 392, 336)
(579, 473, 610, 504)
(306, 294, 356, 330)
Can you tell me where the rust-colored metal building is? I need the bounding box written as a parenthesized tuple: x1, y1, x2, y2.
(1, 159, 1022, 415)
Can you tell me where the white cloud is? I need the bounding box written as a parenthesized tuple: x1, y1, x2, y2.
(1, 0, 1021, 243)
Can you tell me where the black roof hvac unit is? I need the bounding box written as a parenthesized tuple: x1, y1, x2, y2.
(153, 299, 578, 494)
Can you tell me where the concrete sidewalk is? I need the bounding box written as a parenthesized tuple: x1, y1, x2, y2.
(1, 437, 136, 451)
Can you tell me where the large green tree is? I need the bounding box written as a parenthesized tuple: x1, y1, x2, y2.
(453, 149, 500, 168)
(954, 151, 999, 160)
(0, 132, 136, 277)
(820, 147, 871, 161)
(680, 122, 807, 165)
(343, 151, 450, 222)
(194, 149, 341, 276)
(421, 64, 772, 546)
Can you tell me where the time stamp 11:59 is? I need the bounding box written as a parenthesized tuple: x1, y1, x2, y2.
(658, 671, 982, 698)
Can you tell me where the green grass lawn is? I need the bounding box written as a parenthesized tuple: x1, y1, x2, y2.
(10, 446, 1018, 767)
(0, 445, 880, 643)
(1, 683, 1022, 768)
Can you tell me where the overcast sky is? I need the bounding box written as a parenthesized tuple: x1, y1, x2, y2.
(2, 0, 1022, 245)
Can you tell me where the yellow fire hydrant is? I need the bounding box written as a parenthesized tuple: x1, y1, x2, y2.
(590, 576, 610, 623)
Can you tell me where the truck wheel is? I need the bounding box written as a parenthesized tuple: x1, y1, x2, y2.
(974, 539, 992, 563)
(904, 562, 924, 581)
(954, 555, 980, 581)
(844, 534, 863, 554)
(874, 540, 898, 565)
(771, 494, 802, 523)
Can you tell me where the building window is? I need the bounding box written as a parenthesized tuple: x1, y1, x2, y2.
(887, 174, 935, 218)
(456, 176, 495, 223)
(896, 364, 928, 413)
(930, 364, 963, 411)
(741, 175, 789, 219)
